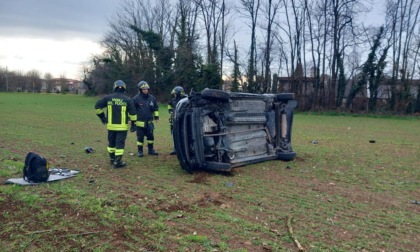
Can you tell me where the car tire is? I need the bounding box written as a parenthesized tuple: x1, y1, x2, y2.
(275, 93, 294, 101)
(205, 161, 232, 172)
(277, 151, 296, 161)
(201, 88, 230, 101)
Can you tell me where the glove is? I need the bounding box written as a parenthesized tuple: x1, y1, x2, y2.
(130, 123, 136, 132)
(100, 117, 107, 125)
(169, 112, 173, 124)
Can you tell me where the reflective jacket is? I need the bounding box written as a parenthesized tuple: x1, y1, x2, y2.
(132, 93, 159, 127)
(95, 91, 137, 131)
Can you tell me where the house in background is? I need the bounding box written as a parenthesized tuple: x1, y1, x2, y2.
(41, 78, 87, 94)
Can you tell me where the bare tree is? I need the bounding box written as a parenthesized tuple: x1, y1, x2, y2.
(230, 40, 242, 92)
(305, 0, 325, 108)
(281, 0, 305, 96)
(239, 0, 261, 93)
(173, 0, 202, 90)
(386, 0, 420, 112)
(44, 73, 53, 92)
(328, 0, 365, 109)
(260, 0, 282, 93)
(26, 70, 42, 92)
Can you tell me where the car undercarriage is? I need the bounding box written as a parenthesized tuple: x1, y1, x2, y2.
(173, 89, 297, 173)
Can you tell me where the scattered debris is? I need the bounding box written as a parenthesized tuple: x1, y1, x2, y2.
(369, 140, 376, 143)
(270, 228, 281, 236)
(57, 231, 106, 239)
(226, 181, 234, 187)
(286, 216, 304, 251)
(263, 245, 273, 251)
(85, 147, 94, 153)
(311, 140, 318, 144)
(220, 203, 230, 209)
(411, 200, 420, 205)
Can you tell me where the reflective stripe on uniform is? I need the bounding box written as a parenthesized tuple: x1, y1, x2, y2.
(107, 104, 112, 124)
(129, 114, 137, 121)
(135, 121, 145, 127)
(115, 149, 124, 156)
(107, 124, 129, 131)
(121, 106, 126, 126)
(107, 147, 116, 153)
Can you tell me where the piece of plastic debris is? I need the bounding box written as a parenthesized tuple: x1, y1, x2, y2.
(85, 146, 94, 153)
(226, 181, 234, 187)
(369, 140, 376, 143)
(311, 140, 318, 144)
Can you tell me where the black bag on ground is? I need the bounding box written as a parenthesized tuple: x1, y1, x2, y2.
(23, 152, 50, 183)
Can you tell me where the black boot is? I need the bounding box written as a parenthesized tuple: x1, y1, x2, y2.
(137, 146, 144, 157)
(148, 144, 159, 156)
(113, 155, 126, 168)
(109, 153, 115, 164)
(170, 150, 176, 155)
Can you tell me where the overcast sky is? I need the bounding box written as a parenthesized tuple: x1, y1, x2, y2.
(0, 0, 117, 79)
(0, 0, 385, 80)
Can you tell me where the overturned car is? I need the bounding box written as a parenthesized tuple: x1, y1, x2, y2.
(173, 88, 297, 173)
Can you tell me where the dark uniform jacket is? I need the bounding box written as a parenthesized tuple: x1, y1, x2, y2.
(95, 92, 137, 131)
(168, 95, 187, 129)
(132, 93, 159, 128)
(168, 95, 187, 113)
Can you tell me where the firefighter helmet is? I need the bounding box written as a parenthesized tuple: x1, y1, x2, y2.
(113, 80, 126, 91)
(137, 81, 150, 90)
(171, 86, 185, 96)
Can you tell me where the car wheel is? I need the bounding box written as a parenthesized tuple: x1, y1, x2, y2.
(201, 88, 230, 101)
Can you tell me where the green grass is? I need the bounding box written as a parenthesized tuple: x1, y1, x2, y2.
(0, 92, 419, 251)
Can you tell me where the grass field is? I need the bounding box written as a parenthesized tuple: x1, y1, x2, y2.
(0, 92, 419, 251)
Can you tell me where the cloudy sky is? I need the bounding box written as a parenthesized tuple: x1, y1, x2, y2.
(0, 0, 117, 79)
(0, 0, 385, 80)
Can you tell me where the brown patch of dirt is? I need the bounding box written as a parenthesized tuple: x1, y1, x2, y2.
(0, 194, 155, 251)
(0, 178, 7, 185)
(187, 171, 211, 184)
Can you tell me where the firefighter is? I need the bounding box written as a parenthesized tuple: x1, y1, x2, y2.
(132, 81, 159, 157)
(95, 80, 137, 168)
(168, 86, 187, 155)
